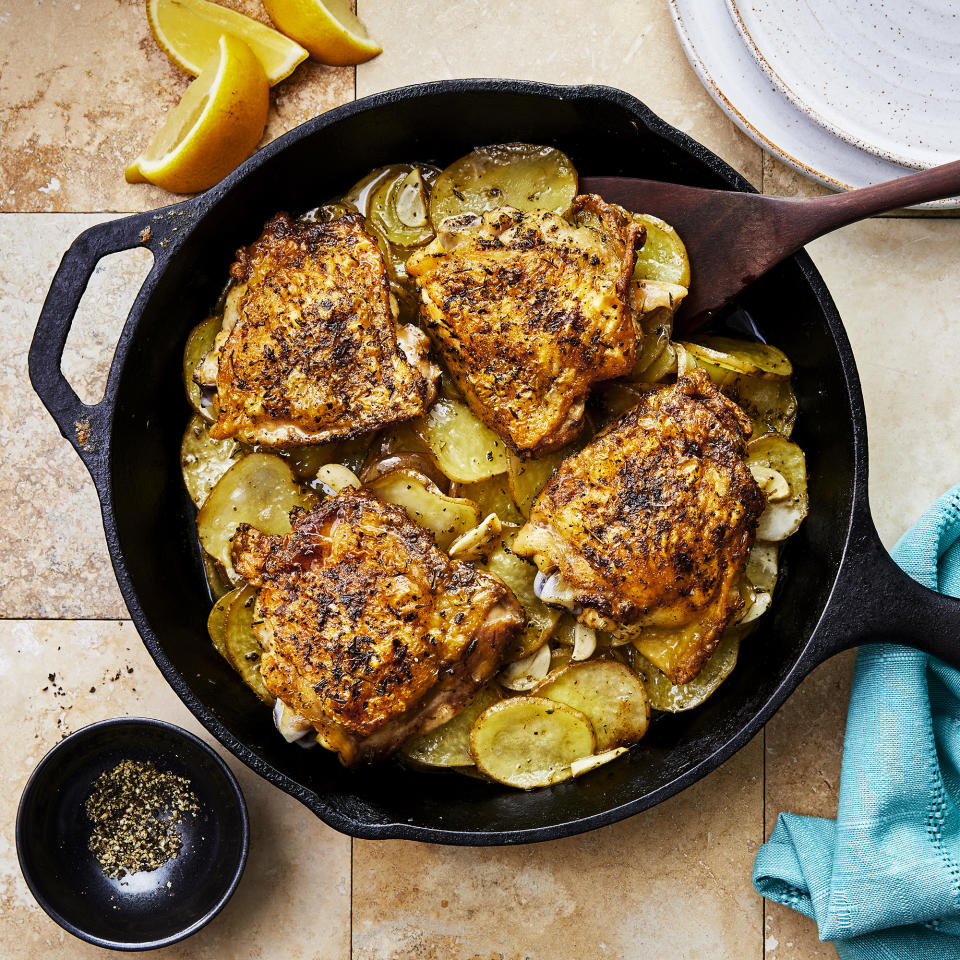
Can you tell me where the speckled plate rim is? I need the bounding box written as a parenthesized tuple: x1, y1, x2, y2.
(724, 0, 934, 170)
(668, 0, 960, 209)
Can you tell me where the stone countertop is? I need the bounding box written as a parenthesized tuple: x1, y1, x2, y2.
(2, 3, 958, 958)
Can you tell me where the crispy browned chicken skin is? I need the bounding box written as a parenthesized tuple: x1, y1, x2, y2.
(231, 489, 524, 766)
(197, 212, 439, 447)
(406, 196, 642, 455)
(513, 370, 764, 682)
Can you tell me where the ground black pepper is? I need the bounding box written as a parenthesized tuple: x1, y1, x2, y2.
(85, 759, 200, 879)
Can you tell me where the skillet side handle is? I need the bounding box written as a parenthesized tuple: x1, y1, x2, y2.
(28, 209, 176, 479)
(813, 515, 960, 670)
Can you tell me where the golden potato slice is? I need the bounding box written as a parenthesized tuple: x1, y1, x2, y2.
(506, 445, 571, 518)
(635, 625, 745, 712)
(202, 553, 235, 600)
(632, 215, 691, 287)
(747, 435, 808, 541)
(533, 660, 650, 750)
(181, 414, 243, 509)
(690, 336, 792, 380)
(631, 305, 673, 380)
(726, 375, 797, 438)
(365, 469, 480, 549)
(637, 341, 677, 384)
(590, 382, 644, 429)
(414, 398, 508, 483)
(430, 143, 578, 225)
(197, 453, 315, 577)
(207, 585, 243, 660)
(183, 313, 221, 422)
(469, 696, 596, 789)
(484, 533, 560, 662)
(401, 684, 501, 767)
(451, 474, 524, 525)
(223, 584, 274, 704)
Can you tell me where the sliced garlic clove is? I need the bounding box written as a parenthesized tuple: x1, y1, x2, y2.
(316, 463, 361, 494)
(571, 622, 597, 661)
(448, 513, 502, 561)
(571, 747, 628, 777)
(750, 464, 791, 502)
(498, 641, 551, 691)
(274, 699, 314, 743)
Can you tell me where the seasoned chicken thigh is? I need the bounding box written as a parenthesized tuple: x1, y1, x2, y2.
(513, 370, 764, 683)
(406, 196, 642, 455)
(196, 212, 439, 447)
(231, 488, 524, 766)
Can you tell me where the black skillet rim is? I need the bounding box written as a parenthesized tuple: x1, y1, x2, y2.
(15, 716, 250, 950)
(86, 79, 864, 845)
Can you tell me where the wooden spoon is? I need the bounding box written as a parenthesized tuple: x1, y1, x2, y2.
(580, 159, 960, 335)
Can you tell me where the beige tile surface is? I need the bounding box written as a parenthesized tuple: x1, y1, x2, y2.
(356, 0, 764, 190)
(0, 619, 351, 960)
(0, 214, 129, 619)
(0, 0, 352, 213)
(353, 737, 763, 960)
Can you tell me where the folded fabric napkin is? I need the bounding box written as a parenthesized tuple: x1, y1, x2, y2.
(754, 484, 960, 959)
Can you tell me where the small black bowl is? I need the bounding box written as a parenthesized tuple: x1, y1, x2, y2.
(16, 717, 248, 951)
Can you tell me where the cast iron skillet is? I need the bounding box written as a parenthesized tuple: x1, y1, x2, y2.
(28, 80, 960, 845)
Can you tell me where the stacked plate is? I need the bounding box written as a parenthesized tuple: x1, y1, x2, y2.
(669, 0, 960, 208)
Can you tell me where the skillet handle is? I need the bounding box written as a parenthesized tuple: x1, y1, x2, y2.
(812, 511, 960, 669)
(28, 207, 185, 478)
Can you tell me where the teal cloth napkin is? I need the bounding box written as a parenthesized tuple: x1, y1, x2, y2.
(754, 484, 960, 959)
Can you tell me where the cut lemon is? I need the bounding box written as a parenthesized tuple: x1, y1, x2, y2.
(261, 0, 381, 66)
(125, 34, 269, 194)
(147, 0, 308, 86)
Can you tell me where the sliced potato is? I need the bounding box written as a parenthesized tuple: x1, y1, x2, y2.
(223, 584, 274, 704)
(550, 645, 573, 672)
(469, 696, 595, 789)
(571, 747, 628, 778)
(632, 214, 691, 287)
(207, 585, 243, 660)
(506, 446, 570, 518)
(635, 625, 745, 712)
(402, 684, 501, 768)
(637, 341, 677, 384)
(366, 469, 480, 549)
(677, 342, 740, 389)
(695, 336, 792, 380)
(451, 474, 524, 525)
(430, 143, 578, 225)
(197, 454, 315, 577)
(631, 305, 673, 380)
(628, 613, 719, 686)
(181, 414, 243, 509)
(484, 532, 561, 662)
(748, 435, 808, 541)
(731, 376, 797, 438)
(414, 398, 508, 483)
(590, 381, 643, 429)
(183, 313, 222, 422)
(533, 660, 650, 750)
(747, 541, 779, 595)
(498, 642, 552, 691)
(202, 553, 235, 601)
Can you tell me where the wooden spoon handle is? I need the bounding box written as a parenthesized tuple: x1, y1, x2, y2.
(777, 157, 960, 244)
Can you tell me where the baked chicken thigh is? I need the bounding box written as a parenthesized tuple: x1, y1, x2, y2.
(196, 212, 439, 447)
(513, 370, 765, 683)
(406, 196, 642, 455)
(231, 488, 524, 765)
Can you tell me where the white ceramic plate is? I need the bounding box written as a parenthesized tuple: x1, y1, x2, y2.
(668, 0, 960, 208)
(727, 0, 960, 171)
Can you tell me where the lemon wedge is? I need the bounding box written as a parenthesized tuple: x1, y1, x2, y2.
(147, 0, 308, 86)
(125, 34, 269, 194)
(261, 0, 382, 65)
